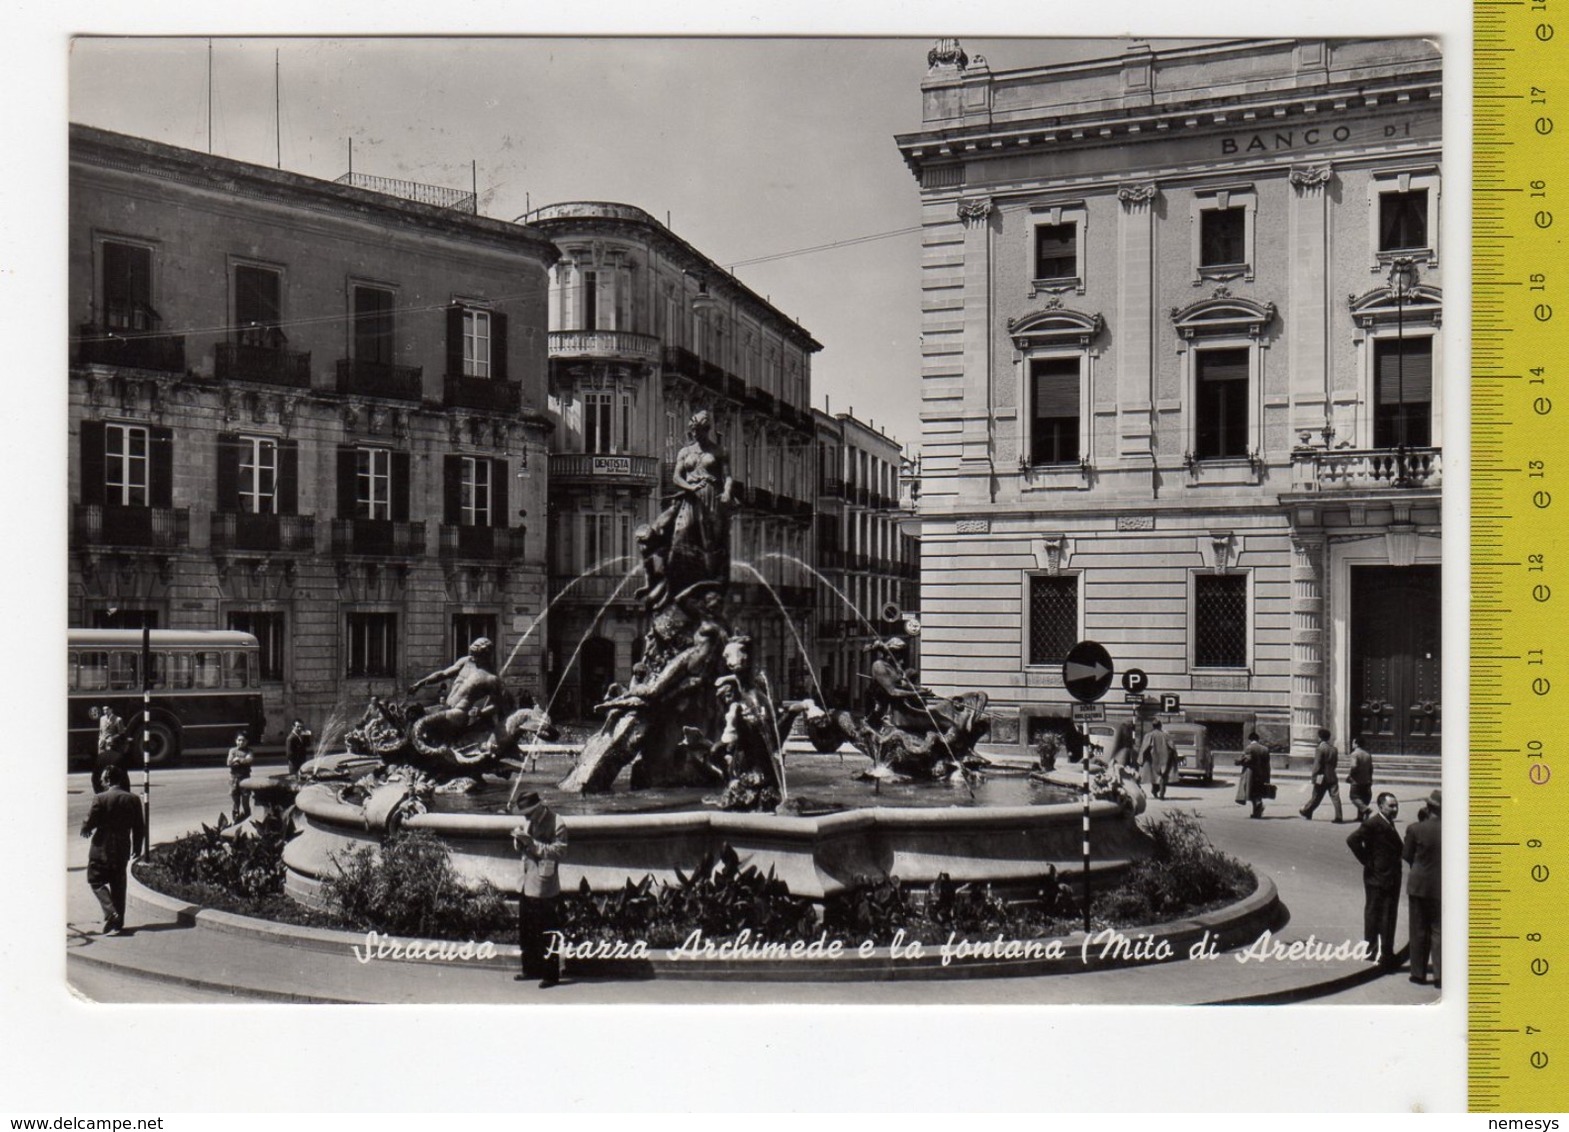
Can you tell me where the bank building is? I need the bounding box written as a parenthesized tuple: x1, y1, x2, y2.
(895, 38, 1442, 769)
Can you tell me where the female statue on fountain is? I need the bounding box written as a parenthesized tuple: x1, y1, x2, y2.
(647, 409, 735, 603)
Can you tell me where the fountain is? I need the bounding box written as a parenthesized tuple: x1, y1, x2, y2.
(284, 409, 1153, 907)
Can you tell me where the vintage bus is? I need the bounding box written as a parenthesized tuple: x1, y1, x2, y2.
(67, 628, 268, 766)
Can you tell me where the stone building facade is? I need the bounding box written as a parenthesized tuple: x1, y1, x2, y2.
(811, 408, 920, 709)
(68, 125, 558, 746)
(524, 204, 820, 714)
(896, 39, 1442, 764)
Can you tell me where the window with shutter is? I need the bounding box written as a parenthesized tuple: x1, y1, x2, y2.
(236, 436, 279, 515)
(346, 612, 398, 677)
(459, 456, 492, 526)
(463, 309, 491, 378)
(356, 447, 391, 520)
(1373, 337, 1433, 448)
(104, 423, 150, 507)
(235, 266, 282, 340)
(1029, 357, 1080, 466)
(103, 241, 154, 331)
(1379, 190, 1429, 252)
(1200, 208, 1246, 267)
(1033, 223, 1077, 281)
(1194, 348, 1251, 460)
(353, 286, 395, 364)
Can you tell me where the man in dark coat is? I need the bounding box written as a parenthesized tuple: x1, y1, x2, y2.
(1236, 731, 1273, 818)
(80, 764, 147, 935)
(285, 719, 313, 777)
(1346, 791, 1403, 969)
(1345, 735, 1375, 823)
(1139, 721, 1176, 799)
(1403, 788, 1442, 987)
(1301, 727, 1344, 822)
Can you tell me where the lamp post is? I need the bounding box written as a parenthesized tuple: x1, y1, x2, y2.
(1387, 258, 1417, 486)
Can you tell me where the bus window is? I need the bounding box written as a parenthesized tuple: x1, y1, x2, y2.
(147, 652, 168, 689)
(194, 651, 223, 689)
(78, 653, 109, 691)
(108, 652, 139, 691)
(166, 652, 193, 690)
(224, 650, 251, 689)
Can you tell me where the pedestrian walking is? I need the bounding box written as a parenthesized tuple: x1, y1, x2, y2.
(1139, 721, 1176, 799)
(80, 764, 146, 936)
(227, 731, 254, 822)
(1300, 727, 1344, 822)
(285, 718, 314, 777)
(1345, 735, 1375, 822)
(1346, 791, 1403, 970)
(1403, 788, 1442, 988)
(91, 705, 129, 793)
(511, 790, 568, 988)
(1235, 731, 1274, 818)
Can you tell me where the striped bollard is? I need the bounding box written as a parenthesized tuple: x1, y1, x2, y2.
(1082, 731, 1091, 934)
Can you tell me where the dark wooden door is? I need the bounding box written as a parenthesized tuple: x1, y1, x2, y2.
(1350, 565, 1442, 755)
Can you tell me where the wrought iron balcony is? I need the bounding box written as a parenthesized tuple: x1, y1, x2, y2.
(438, 524, 528, 560)
(330, 518, 426, 556)
(748, 485, 778, 513)
(335, 358, 423, 401)
(215, 341, 312, 388)
(548, 453, 661, 486)
(444, 374, 522, 413)
(210, 512, 316, 553)
(76, 324, 186, 374)
(661, 345, 701, 379)
(548, 329, 661, 364)
(1290, 447, 1443, 492)
(821, 477, 846, 501)
(751, 388, 777, 415)
(549, 573, 643, 605)
(73, 504, 189, 550)
(725, 374, 746, 403)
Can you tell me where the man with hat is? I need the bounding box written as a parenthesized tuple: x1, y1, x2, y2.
(510, 790, 568, 988)
(1403, 788, 1442, 988)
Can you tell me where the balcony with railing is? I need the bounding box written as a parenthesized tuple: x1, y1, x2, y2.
(549, 453, 661, 487)
(725, 373, 747, 403)
(548, 329, 662, 364)
(748, 485, 778, 513)
(76, 324, 187, 374)
(661, 345, 701, 379)
(821, 477, 846, 501)
(335, 358, 423, 401)
(215, 341, 312, 389)
(444, 374, 522, 413)
(1289, 447, 1443, 492)
(549, 573, 643, 606)
(439, 524, 528, 560)
(210, 512, 317, 553)
(73, 504, 189, 550)
(330, 518, 426, 556)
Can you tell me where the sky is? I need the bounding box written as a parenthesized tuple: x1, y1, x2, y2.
(67, 35, 1180, 451)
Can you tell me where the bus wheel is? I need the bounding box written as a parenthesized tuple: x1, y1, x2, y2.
(141, 722, 180, 766)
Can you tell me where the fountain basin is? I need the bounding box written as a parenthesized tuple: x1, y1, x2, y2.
(284, 780, 1151, 905)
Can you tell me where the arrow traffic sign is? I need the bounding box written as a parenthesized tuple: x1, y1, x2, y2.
(1062, 640, 1114, 703)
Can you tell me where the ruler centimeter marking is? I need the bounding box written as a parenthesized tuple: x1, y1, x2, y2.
(1472, 0, 1569, 1113)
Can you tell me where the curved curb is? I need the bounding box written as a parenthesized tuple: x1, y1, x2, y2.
(67, 950, 357, 1006)
(126, 870, 1284, 983)
(1199, 945, 1417, 1006)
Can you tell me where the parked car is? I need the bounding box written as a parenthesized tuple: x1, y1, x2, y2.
(1162, 721, 1213, 784)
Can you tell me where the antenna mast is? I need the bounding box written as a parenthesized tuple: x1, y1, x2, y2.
(206, 39, 213, 153)
(274, 49, 281, 168)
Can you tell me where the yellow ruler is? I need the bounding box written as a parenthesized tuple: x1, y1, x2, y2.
(1473, 0, 1569, 1112)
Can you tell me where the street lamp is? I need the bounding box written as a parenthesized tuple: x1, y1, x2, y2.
(1387, 258, 1417, 486)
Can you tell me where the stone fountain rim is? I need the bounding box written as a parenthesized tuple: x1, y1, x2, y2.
(293, 780, 1125, 836)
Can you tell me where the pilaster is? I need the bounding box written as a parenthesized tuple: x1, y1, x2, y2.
(1116, 182, 1158, 458)
(956, 196, 996, 503)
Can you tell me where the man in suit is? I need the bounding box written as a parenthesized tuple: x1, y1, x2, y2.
(1403, 788, 1442, 988)
(80, 764, 147, 935)
(1139, 721, 1176, 800)
(511, 790, 568, 988)
(1301, 727, 1345, 822)
(1346, 790, 1404, 969)
(1345, 735, 1375, 823)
